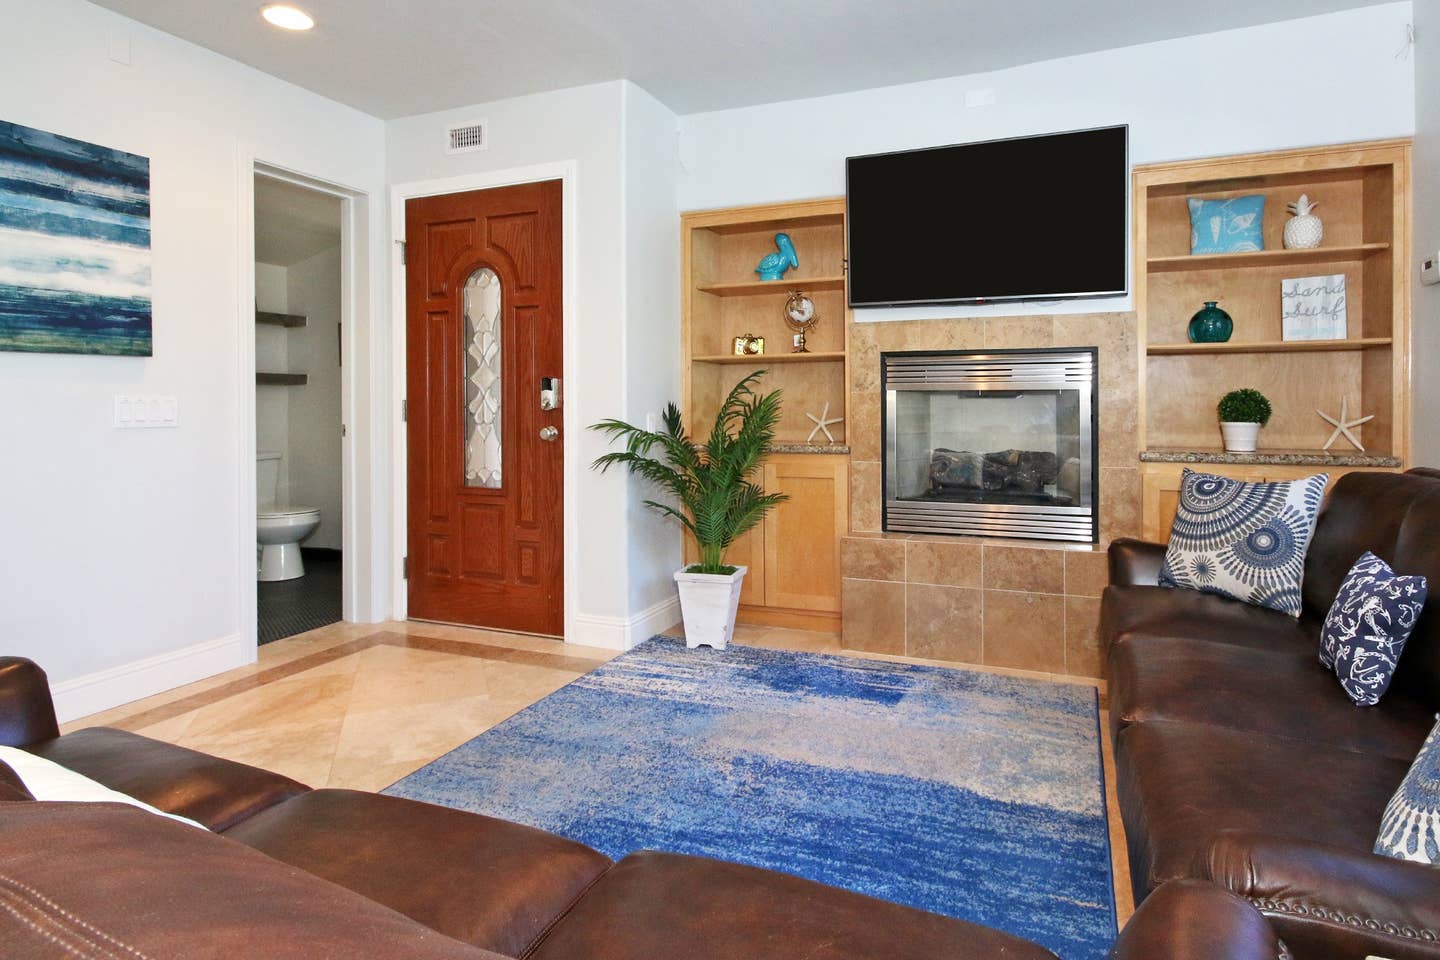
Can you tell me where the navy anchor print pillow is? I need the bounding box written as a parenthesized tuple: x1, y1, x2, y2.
(1320, 552, 1428, 706)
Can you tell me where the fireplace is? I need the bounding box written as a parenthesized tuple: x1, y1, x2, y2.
(883, 348, 1098, 542)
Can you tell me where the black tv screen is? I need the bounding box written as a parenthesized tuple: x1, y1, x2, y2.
(846, 126, 1128, 307)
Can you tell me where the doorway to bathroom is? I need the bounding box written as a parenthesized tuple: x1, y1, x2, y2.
(253, 174, 345, 644)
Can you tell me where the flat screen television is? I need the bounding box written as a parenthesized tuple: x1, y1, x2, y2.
(846, 125, 1128, 307)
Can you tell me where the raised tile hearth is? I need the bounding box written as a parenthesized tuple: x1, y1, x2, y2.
(841, 535, 1108, 678)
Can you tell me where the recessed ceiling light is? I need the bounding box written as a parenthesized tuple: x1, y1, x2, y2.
(261, 5, 315, 31)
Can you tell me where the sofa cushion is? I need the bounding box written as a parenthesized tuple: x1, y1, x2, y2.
(1101, 583, 1318, 659)
(224, 788, 611, 958)
(25, 727, 309, 831)
(0, 656, 60, 748)
(1109, 879, 1285, 960)
(1159, 469, 1327, 617)
(528, 850, 1058, 960)
(1320, 551, 1428, 706)
(0, 744, 206, 828)
(1302, 470, 1440, 622)
(1108, 635, 1433, 760)
(1375, 716, 1440, 864)
(1391, 483, 1440, 706)
(0, 759, 32, 800)
(0, 802, 505, 960)
(1115, 721, 1409, 895)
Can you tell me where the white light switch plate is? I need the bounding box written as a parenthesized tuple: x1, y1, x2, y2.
(1422, 252, 1440, 286)
(114, 394, 178, 428)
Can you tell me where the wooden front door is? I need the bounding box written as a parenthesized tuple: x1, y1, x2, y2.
(405, 180, 563, 635)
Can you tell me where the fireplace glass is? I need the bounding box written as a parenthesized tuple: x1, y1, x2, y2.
(884, 350, 1097, 542)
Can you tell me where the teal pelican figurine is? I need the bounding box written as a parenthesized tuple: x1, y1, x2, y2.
(755, 233, 799, 281)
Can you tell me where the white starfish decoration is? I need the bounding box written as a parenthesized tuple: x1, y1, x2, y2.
(1316, 397, 1374, 452)
(805, 402, 844, 444)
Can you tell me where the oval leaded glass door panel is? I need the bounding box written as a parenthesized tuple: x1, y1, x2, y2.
(463, 267, 502, 488)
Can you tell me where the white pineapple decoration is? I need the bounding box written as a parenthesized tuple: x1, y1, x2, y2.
(1283, 194, 1323, 250)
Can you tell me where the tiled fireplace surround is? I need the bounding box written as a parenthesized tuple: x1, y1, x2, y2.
(841, 312, 1141, 679)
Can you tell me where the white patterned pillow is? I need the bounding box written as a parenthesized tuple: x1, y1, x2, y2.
(1159, 469, 1328, 618)
(1375, 716, 1440, 864)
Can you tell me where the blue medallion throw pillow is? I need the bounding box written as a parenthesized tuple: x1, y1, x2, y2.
(1188, 195, 1265, 254)
(1158, 469, 1328, 617)
(1319, 552, 1428, 706)
(1375, 715, 1440, 864)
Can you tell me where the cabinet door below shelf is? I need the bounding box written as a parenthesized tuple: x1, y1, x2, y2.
(762, 457, 849, 612)
(684, 524, 765, 606)
(1140, 463, 1384, 542)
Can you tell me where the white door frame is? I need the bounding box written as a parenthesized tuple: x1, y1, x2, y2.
(235, 150, 374, 658)
(389, 161, 579, 640)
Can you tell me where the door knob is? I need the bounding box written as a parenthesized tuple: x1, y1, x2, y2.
(539, 426, 559, 442)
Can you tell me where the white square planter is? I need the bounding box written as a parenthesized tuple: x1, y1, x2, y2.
(674, 565, 748, 651)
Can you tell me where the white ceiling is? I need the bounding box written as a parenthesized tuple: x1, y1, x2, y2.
(92, 0, 1395, 118)
(254, 176, 341, 267)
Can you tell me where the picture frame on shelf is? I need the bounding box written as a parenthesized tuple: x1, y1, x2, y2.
(1281, 273, 1347, 341)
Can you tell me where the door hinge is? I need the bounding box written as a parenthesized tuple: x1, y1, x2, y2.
(402, 556, 409, 579)
(398, 240, 407, 265)
(340, 423, 347, 438)
(402, 398, 407, 422)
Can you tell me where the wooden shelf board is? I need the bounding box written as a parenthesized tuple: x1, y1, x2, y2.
(696, 276, 846, 297)
(256, 372, 308, 386)
(255, 311, 307, 328)
(692, 352, 846, 365)
(1147, 243, 1389, 273)
(1147, 337, 1392, 356)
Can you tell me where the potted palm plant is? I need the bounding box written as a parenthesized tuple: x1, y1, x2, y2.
(591, 371, 787, 650)
(1218, 387, 1273, 452)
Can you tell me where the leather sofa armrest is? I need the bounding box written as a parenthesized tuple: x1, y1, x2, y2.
(1108, 538, 1166, 587)
(1199, 830, 1440, 960)
(1110, 880, 1284, 960)
(0, 657, 60, 747)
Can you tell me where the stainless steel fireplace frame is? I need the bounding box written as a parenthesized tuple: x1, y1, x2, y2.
(881, 347, 1100, 543)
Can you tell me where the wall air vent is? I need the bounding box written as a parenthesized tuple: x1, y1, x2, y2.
(446, 121, 487, 155)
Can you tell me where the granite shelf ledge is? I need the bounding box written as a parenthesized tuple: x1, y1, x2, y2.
(1141, 449, 1401, 468)
(768, 443, 850, 455)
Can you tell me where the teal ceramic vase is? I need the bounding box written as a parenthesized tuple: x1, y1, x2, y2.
(1188, 301, 1233, 343)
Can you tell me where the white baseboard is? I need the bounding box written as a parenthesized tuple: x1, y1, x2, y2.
(571, 596, 681, 651)
(51, 633, 253, 724)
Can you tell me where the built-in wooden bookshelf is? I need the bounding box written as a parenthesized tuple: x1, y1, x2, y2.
(1134, 139, 1412, 538)
(1135, 139, 1411, 460)
(681, 198, 850, 630)
(682, 198, 849, 445)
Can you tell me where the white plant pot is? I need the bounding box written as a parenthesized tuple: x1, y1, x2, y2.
(674, 565, 748, 651)
(1220, 421, 1261, 453)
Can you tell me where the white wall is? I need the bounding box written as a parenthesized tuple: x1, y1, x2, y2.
(254, 262, 289, 496)
(388, 82, 634, 644)
(1414, 3, 1440, 466)
(388, 80, 682, 645)
(678, 3, 1416, 322)
(284, 245, 343, 549)
(0, 0, 386, 718)
(622, 83, 683, 617)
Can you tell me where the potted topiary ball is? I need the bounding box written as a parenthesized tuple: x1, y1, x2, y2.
(1217, 388, 1272, 452)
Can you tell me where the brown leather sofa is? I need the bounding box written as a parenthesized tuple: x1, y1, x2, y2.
(2, 655, 1284, 959)
(1103, 468, 1440, 960)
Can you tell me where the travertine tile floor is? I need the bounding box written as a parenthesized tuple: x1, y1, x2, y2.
(67, 618, 1133, 925)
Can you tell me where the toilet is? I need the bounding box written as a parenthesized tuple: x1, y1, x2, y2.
(256, 451, 321, 582)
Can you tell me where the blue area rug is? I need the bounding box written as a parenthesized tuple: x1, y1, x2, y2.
(385, 638, 1116, 959)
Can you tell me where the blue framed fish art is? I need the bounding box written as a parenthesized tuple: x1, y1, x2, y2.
(0, 120, 152, 356)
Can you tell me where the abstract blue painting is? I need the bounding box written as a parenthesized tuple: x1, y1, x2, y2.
(0, 120, 151, 356)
